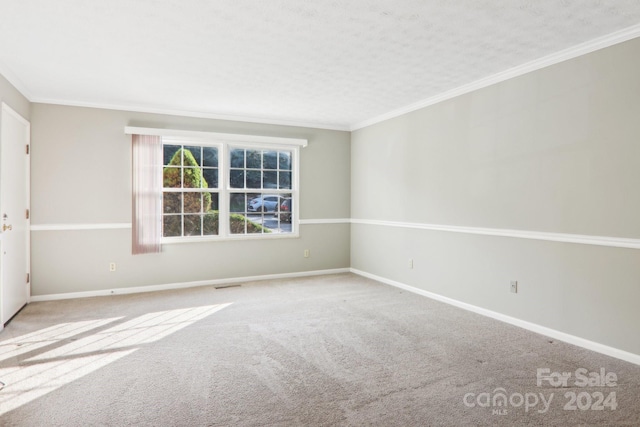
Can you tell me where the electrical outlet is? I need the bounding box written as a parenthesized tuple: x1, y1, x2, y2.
(409, 258, 414, 269)
(510, 280, 518, 293)
(304, 249, 310, 258)
(109, 262, 117, 272)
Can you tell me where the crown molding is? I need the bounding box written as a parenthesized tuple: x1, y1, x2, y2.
(3, 23, 639, 133)
(350, 23, 640, 131)
(30, 97, 351, 131)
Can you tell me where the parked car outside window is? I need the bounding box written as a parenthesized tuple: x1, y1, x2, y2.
(248, 195, 281, 212)
(279, 198, 292, 222)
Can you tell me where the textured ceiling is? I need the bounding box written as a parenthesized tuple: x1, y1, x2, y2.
(1, 1, 640, 130)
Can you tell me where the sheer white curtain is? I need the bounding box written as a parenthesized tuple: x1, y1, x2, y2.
(132, 134, 163, 254)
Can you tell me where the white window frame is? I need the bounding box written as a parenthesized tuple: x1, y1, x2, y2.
(125, 127, 306, 242)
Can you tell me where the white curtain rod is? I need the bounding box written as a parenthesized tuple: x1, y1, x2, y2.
(124, 126, 308, 148)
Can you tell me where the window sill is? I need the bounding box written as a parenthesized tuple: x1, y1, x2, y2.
(162, 232, 300, 244)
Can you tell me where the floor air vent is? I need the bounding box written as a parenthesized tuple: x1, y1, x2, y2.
(214, 284, 242, 289)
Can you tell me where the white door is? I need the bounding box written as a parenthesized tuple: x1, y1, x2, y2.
(0, 103, 30, 326)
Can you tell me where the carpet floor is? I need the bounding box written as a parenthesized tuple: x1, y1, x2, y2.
(0, 273, 638, 426)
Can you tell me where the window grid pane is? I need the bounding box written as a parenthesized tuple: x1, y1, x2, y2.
(162, 143, 220, 238)
(161, 142, 295, 239)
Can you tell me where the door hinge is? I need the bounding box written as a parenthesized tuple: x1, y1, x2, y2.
(26, 144, 29, 155)
(26, 209, 30, 220)
(26, 273, 30, 283)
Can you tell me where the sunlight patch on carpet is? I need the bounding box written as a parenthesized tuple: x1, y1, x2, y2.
(0, 303, 231, 415)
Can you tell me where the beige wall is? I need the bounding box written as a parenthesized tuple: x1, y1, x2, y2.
(0, 73, 30, 120)
(30, 104, 351, 295)
(351, 38, 640, 355)
(5, 35, 640, 358)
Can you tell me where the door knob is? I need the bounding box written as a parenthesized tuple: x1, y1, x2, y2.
(2, 224, 12, 232)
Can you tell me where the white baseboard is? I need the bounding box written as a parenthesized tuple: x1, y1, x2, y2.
(28, 266, 640, 365)
(30, 268, 350, 302)
(350, 268, 640, 366)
